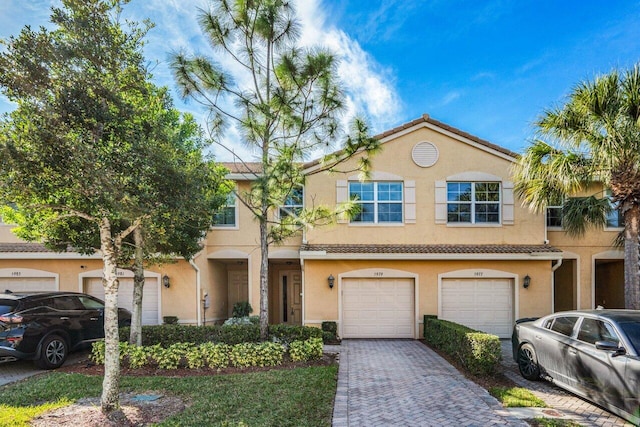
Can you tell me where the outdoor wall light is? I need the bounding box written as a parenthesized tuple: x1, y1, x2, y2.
(328, 274, 335, 289)
(523, 275, 531, 289)
(162, 274, 170, 288)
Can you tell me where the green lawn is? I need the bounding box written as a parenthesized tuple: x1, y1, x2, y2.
(489, 386, 547, 408)
(0, 365, 337, 427)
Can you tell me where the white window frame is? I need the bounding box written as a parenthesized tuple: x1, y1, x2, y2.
(212, 191, 238, 229)
(349, 181, 404, 224)
(279, 187, 304, 219)
(446, 181, 501, 225)
(605, 190, 624, 229)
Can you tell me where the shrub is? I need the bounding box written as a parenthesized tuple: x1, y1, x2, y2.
(423, 315, 501, 376)
(268, 324, 322, 346)
(229, 342, 284, 367)
(321, 321, 338, 343)
(232, 301, 253, 317)
(223, 316, 258, 326)
(163, 316, 179, 325)
(201, 342, 231, 368)
(289, 337, 323, 362)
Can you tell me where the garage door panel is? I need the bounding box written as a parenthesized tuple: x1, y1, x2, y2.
(0, 277, 56, 293)
(441, 278, 513, 338)
(85, 277, 159, 325)
(342, 278, 414, 339)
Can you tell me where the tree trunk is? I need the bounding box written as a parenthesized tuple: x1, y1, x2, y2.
(624, 204, 640, 309)
(99, 218, 123, 418)
(259, 215, 269, 340)
(129, 226, 144, 346)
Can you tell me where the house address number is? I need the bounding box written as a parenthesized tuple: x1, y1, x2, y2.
(373, 272, 384, 277)
(474, 272, 484, 277)
(11, 271, 22, 277)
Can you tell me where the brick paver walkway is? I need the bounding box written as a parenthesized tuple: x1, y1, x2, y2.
(330, 340, 527, 426)
(500, 341, 634, 427)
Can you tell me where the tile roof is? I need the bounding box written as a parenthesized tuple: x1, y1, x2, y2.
(300, 243, 561, 255)
(0, 243, 72, 253)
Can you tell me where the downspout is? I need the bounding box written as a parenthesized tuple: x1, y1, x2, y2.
(189, 253, 203, 326)
(551, 258, 563, 313)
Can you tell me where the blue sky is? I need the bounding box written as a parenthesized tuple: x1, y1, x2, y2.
(1, 0, 640, 159)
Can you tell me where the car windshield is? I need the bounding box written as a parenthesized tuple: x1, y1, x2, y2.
(618, 321, 640, 354)
(0, 299, 18, 316)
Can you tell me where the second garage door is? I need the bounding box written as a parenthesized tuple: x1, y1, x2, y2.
(342, 278, 414, 338)
(85, 277, 160, 325)
(441, 278, 513, 338)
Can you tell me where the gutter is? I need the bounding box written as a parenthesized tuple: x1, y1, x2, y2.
(189, 252, 203, 326)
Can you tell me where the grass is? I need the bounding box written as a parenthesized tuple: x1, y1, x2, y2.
(489, 386, 547, 408)
(0, 365, 337, 426)
(0, 399, 72, 427)
(528, 417, 583, 427)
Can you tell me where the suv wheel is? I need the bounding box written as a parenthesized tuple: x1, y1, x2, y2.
(36, 335, 67, 369)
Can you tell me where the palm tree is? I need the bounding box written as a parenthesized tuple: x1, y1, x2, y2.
(513, 64, 640, 309)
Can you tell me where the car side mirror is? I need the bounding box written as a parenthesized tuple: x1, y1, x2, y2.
(595, 341, 626, 356)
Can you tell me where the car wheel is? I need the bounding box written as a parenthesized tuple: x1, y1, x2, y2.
(36, 335, 68, 369)
(517, 343, 540, 381)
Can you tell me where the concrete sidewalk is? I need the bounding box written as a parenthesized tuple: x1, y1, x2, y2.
(329, 340, 526, 426)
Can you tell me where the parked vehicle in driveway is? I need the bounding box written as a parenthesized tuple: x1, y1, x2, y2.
(512, 310, 640, 425)
(0, 291, 131, 369)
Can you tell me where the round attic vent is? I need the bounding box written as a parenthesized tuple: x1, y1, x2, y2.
(412, 141, 439, 167)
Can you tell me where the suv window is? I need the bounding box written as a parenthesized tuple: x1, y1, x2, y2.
(550, 316, 579, 336)
(52, 296, 84, 311)
(78, 296, 104, 310)
(577, 318, 619, 345)
(0, 299, 18, 315)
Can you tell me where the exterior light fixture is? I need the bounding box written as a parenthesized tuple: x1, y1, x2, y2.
(523, 275, 531, 289)
(328, 274, 335, 289)
(162, 274, 170, 288)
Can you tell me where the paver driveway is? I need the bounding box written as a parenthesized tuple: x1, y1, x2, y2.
(331, 340, 526, 426)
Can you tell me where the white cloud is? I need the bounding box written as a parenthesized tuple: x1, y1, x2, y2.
(295, 0, 401, 134)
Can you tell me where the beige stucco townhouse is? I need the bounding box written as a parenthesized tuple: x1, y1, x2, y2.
(0, 115, 625, 338)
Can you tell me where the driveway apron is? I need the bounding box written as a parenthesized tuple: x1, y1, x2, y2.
(331, 340, 525, 427)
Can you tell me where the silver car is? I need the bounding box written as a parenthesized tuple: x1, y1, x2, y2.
(512, 310, 640, 425)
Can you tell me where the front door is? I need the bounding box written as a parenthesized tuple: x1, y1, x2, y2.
(281, 271, 302, 325)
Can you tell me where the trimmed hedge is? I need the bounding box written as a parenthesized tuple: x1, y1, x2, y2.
(423, 315, 501, 376)
(118, 323, 321, 347)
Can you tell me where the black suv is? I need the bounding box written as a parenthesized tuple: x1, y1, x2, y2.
(0, 291, 131, 369)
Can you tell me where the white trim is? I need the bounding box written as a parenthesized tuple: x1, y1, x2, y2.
(338, 268, 419, 339)
(446, 171, 502, 182)
(591, 249, 624, 310)
(225, 173, 258, 181)
(270, 249, 299, 259)
(190, 257, 202, 326)
(0, 268, 59, 290)
(347, 171, 403, 181)
(438, 269, 519, 334)
(300, 252, 562, 261)
(0, 252, 101, 259)
(207, 249, 250, 259)
(78, 268, 162, 325)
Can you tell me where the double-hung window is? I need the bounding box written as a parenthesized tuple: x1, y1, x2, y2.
(606, 191, 624, 228)
(279, 187, 303, 219)
(447, 182, 500, 224)
(349, 181, 403, 223)
(213, 192, 237, 227)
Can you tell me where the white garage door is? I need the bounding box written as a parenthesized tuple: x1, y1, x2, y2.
(0, 277, 56, 293)
(342, 278, 414, 338)
(441, 278, 513, 338)
(85, 277, 160, 325)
